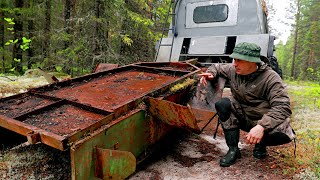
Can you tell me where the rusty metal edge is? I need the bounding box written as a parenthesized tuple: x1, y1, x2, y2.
(133, 64, 192, 73)
(0, 114, 66, 150)
(70, 109, 146, 180)
(146, 97, 201, 133)
(66, 113, 115, 145)
(95, 148, 136, 179)
(134, 60, 199, 71)
(29, 64, 192, 93)
(70, 109, 143, 150)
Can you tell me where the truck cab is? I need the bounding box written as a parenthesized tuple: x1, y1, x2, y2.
(156, 0, 274, 66)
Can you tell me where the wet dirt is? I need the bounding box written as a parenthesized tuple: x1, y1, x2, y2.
(129, 127, 296, 180)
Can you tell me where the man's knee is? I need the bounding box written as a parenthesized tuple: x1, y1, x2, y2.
(215, 97, 232, 122)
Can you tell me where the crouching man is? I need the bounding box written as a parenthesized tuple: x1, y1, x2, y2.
(199, 42, 295, 167)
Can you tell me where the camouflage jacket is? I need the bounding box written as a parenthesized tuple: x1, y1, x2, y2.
(207, 63, 292, 131)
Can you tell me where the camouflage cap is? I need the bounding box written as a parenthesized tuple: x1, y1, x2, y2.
(229, 42, 262, 63)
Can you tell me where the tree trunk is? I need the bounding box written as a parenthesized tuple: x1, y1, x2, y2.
(0, 2, 5, 73)
(94, 0, 101, 54)
(147, 0, 152, 19)
(27, 0, 34, 69)
(64, 0, 76, 75)
(120, 0, 129, 55)
(291, 0, 300, 78)
(64, 0, 71, 49)
(13, 0, 24, 73)
(44, 0, 51, 60)
(27, 20, 34, 69)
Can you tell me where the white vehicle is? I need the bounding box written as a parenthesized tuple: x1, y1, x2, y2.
(155, 0, 277, 68)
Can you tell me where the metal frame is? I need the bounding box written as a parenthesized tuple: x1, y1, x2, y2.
(1, 62, 216, 180)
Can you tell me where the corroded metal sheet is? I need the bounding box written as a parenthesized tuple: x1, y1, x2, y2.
(44, 70, 179, 111)
(0, 63, 200, 151)
(191, 108, 217, 131)
(146, 97, 200, 133)
(71, 110, 167, 180)
(95, 148, 136, 180)
(0, 62, 203, 179)
(16, 101, 108, 136)
(0, 93, 58, 118)
(93, 63, 119, 73)
(135, 62, 198, 72)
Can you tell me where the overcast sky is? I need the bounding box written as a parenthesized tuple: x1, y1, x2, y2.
(266, 0, 295, 44)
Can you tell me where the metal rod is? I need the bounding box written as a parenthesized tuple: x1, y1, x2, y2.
(200, 113, 218, 133)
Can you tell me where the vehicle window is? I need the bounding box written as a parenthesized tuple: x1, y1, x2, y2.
(193, 4, 228, 23)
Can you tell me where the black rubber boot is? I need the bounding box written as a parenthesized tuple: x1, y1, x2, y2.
(220, 129, 241, 167)
(253, 138, 267, 159)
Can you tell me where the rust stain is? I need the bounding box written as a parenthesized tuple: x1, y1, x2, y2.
(136, 62, 196, 72)
(191, 108, 217, 130)
(0, 62, 199, 153)
(45, 71, 178, 111)
(93, 63, 119, 73)
(20, 104, 105, 136)
(0, 94, 56, 118)
(147, 97, 200, 133)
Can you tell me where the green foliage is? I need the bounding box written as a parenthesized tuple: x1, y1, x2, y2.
(277, 0, 320, 82)
(281, 80, 320, 177)
(13, 58, 20, 62)
(4, 39, 18, 45)
(55, 66, 63, 73)
(0, 0, 172, 76)
(121, 34, 133, 46)
(286, 80, 320, 109)
(20, 37, 31, 51)
(4, 17, 15, 24)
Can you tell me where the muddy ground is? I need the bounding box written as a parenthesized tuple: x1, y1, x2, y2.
(128, 124, 296, 180)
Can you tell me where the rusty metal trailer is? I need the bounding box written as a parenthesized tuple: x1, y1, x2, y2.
(0, 61, 223, 179)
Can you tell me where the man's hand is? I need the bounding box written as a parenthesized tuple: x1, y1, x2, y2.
(198, 73, 214, 86)
(245, 125, 264, 144)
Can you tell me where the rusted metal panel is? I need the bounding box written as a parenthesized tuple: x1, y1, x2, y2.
(93, 63, 119, 73)
(71, 109, 169, 180)
(134, 61, 198, 72)
(0, 93, 58, 118)
(191, 108, 217, 130)
(0, 115, 67, 150)
(95, 148, 136, 179)
(44, 68, 185, 112)
(0, 62, 205, 178)
(15, 100, 109, 136)
(146, 97, 200, 133)
(0, 63, 199, 150)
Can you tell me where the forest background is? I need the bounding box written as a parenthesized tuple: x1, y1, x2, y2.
(0, 0, 319, 178)
(0, 0, 319, 81)
(0, 0, 172, 77)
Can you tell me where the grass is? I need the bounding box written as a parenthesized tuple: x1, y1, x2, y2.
(279, 80, 320, 178)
